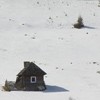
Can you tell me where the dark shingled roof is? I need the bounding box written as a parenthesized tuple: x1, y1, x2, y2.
(17, 62, 46, 76)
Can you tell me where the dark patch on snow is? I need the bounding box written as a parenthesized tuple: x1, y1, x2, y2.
(56, 67, 58, 69)
(89, 62, 99, 65)
(70, 62, 72, 64)
(0, 48, 7, 52)
(25, 34, 27, 36)
(97, 71, 100, 74)
(86, 32, 88, 34)
(93, 62, 97, 64)
(62, 68, 64, 70)
(37, 2, 39, 4)
(31, 37, 35, 39)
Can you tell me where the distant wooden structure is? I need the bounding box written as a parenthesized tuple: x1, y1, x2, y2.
(15, 61, 46, 91)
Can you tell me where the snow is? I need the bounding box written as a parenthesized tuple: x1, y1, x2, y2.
(0, 0, 100, 100)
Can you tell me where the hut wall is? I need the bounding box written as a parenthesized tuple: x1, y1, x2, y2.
(15, 76, 25, 90)
(21, 75, 46, 91)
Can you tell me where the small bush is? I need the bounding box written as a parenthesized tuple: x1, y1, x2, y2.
(3, 80, 11, 91)
(73, 16, 84, 29)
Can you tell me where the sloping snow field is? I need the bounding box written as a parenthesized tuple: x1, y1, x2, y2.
(0, 0, 100, 100)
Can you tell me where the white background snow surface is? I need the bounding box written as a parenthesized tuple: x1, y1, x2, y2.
(0, 0, 100, 100)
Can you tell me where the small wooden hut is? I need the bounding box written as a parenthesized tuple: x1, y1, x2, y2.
(15, 61, 46, 91)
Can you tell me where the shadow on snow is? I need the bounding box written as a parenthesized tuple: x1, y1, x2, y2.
(44, 85, 69, 93)
(84, 26, 95, 29)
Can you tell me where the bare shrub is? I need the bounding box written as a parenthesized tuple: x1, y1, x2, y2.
(73, 16, 84, 29)
(3, 80, 11, 92)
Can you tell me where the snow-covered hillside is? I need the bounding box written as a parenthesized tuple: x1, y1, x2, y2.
(0, 0, 100, 100)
